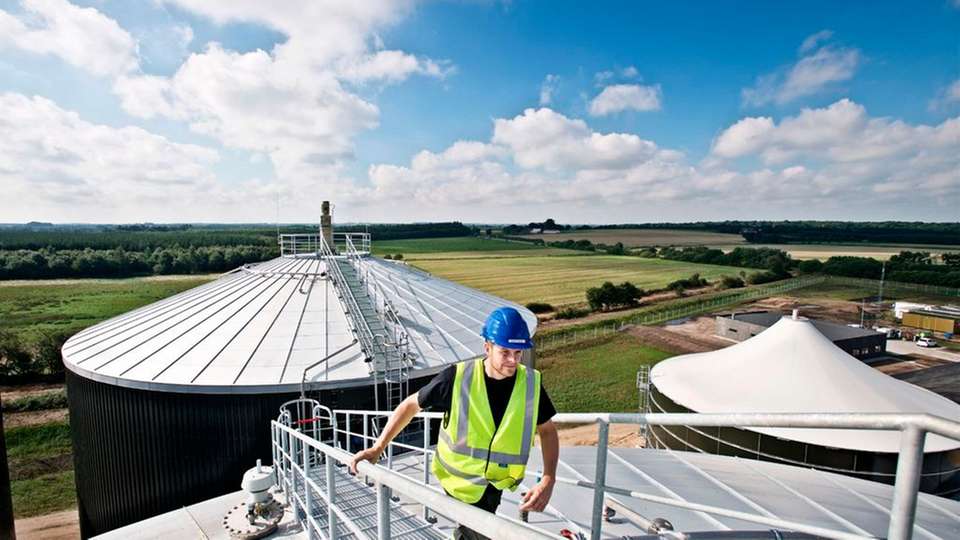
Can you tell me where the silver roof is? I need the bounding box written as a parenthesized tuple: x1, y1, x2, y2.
(62, 256, 536, 394)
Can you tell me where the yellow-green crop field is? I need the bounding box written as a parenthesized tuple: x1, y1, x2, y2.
(413, 255, 755, 306)
(711, 243, 960, 261)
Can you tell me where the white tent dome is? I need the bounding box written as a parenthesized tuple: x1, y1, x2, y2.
(650, 315, 960, 453)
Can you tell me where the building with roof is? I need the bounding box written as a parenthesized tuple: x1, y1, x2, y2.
(902, 308, 960, 336)
(62, 205, 537, 537)
(716, 311, 887, 359)
(649, 313, 960, 497)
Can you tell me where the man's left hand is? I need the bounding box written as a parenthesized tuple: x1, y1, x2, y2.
(519, 476, 555, 512)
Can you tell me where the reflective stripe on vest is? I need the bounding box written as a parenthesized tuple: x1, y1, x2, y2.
(432, 358, 541, 503)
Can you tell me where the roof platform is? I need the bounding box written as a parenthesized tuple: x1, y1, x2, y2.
(62, 255, 535, 394)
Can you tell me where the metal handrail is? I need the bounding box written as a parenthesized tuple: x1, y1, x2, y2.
(318, 227, 377, 363)
(272, 419, 558, 540)
(299, 339, 359, 397)
(321, 408, 960, 540)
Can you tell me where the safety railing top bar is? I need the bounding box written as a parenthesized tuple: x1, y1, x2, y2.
(318, 408, 960, 540)
(279, 233, 371, 258)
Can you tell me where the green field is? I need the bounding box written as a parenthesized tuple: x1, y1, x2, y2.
(414, 255, 756, 306)
(0, 275, 216, 345)
(539, 333, 672, 412)
(372, 236, 543, 255)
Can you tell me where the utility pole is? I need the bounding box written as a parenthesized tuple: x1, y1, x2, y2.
(878, 261, 886, 305)
(0, 392, 16, 540)
(860, 298, 866, 328)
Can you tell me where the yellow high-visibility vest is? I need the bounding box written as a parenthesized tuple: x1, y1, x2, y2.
(433, 358, 541, 503)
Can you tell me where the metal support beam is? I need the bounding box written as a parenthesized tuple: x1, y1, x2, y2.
(590, 420, 609, 540)
(0, 392, 16, 540)
(888, 427, 925, 540)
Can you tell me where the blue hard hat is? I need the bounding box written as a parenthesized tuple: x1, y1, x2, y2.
(481, 307, 533, 350)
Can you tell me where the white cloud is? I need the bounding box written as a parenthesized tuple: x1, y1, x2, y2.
(589, 84, 662, 116)
(799, 29, 833, 54)
(621, 66, 639, 78)
(0, 92, 223, 219)
(539, 74, 559, 105)
(0, 0, 139, 77)
(928, 79, 960, 111)
(742, 33, 860, 107)
(111, 1, 451, 185)
(364, 100, 958, 218)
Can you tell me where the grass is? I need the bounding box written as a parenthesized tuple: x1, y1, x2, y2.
(371, 236, 545, 255)
(414, 255, 756, 306)
(520, 228, 746, 247)
(4, 421, 72, 460)
(11, 470, 76, 517)
(787, 281, 959, 304)
(4, 420, 76, 517)
(0, 276, 215, 346)
(539, 333, 672, 412)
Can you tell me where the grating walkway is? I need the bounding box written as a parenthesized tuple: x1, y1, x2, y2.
(293, 458, 445, 540)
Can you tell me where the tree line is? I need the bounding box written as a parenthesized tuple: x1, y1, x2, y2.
(0, 246, 276, 279)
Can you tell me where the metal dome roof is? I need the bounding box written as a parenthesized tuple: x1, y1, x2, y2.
(650, 315, 960, 453)
(62, 256, 537, 394)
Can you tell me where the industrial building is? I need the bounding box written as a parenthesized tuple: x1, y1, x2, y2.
(716, 311, 887, 359)
(61, 204, 536, 537)
(902, 308, 960, 336)
(651, 313, 960, 497)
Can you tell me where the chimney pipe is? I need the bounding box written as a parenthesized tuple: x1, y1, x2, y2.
(320, 201, 333, 249)
(792, 309, 799, 320)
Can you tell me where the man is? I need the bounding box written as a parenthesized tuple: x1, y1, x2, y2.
(350, 306, 559, 539)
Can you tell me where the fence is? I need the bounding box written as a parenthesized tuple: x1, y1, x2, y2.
(537, 275, 827, 351)
(826, 276, 960, 298)
(273, 405, 960, 540)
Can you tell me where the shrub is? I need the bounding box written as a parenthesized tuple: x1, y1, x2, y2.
(34, 331, 69, 376)
(393, 253, 404, 260)
(0, 330, 33, 378)
(525, 302, 555, 314)
(797, 259, 824, 274)
(667, 273, 709, 291)
(717, 275, 746, 290)
(746, 271, 782, 285)
(382, 254, 392, 260)
(555, 307, 590, 319)
(586, 281, 645, 311)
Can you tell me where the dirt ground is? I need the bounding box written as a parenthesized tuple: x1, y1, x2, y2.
(870, 356, 952, 376)
(747, 296, 879, 326)
(15, 509, 79, 540)
(626, 320, 732, 355)
(0, 383, 64, 402)
(3, 408, 69, 428)
(555, 423, 644, 447)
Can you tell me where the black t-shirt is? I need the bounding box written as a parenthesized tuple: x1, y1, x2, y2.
(417, 361, 556, 427)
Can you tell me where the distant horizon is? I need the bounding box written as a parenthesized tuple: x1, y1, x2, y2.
(1, 1, 957, 222)
(3, 219, 959, 227)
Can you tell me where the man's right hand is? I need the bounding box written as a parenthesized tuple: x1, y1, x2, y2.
(349, 445, 383, 474)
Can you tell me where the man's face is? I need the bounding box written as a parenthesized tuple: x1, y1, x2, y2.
(485, 342, 524, 377)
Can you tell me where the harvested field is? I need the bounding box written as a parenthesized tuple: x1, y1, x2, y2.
(711, 243, 960, 261)
(415, 255, 755, 306)
(521, 228, 745, 247)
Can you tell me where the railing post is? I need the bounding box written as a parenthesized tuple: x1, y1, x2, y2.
(302, 441, 311, 533)
(346, 412, 351, 453)
(377, 480, 391, 540)
(423, 417, 432, 521)
(326, 451, 337, 539)
(888, 426, 925, 540)
(590, 420, 609, 540)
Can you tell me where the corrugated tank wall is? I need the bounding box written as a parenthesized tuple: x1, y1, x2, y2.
(66, 369, 439, 537)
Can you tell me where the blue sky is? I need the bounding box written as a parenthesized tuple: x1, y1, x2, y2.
(0, 0, 957, 223)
